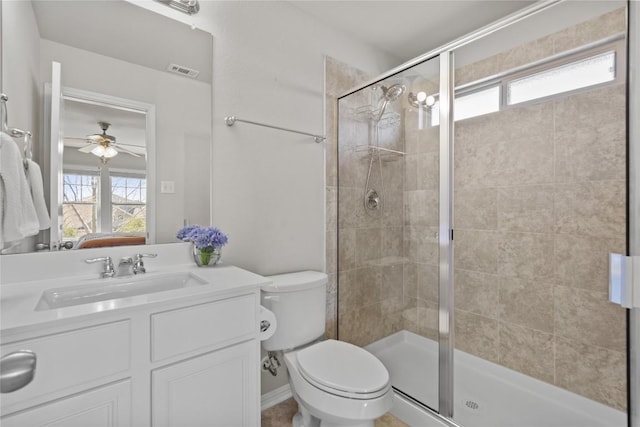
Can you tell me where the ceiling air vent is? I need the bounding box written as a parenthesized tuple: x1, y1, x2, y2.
(167, 63, 200, 79)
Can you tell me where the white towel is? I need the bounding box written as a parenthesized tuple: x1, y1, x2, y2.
(0, 132, 39, 248)
(26, 159, 51, 230)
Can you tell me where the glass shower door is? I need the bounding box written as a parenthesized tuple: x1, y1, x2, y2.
(451, 2, 628, 426)
(336, 55, 444, 413)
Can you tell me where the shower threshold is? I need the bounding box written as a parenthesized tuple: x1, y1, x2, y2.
(365, 331, 625, 427)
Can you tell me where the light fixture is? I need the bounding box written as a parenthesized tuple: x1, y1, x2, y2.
(103, 146, 118, 158)
(154, 0, 200, 15)
(91, 144, 118, 159)
(91, 145, 105, 157)
(409, 91, 437, 108)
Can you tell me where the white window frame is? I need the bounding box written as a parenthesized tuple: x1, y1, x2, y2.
(425, 37, 625, 127)
(501, 39, 625, 108)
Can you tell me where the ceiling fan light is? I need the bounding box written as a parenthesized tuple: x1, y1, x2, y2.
(91, 145, 106, 156)
(103, 146, 118, 158)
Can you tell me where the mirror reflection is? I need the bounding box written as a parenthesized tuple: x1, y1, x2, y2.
(61, 97, 148, 248)
(1, 0, 213, 254)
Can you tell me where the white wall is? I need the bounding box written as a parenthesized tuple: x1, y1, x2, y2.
(129, 0, 397, 275)
(1, 1, 40, 149)
(1, 0, 41, 253)
(39, 39, 212, 243)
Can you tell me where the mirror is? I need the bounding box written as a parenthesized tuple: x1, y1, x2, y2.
(58, 88, 154, 249)
(1, 0, 213, 254)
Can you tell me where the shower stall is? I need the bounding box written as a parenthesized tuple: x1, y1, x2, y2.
(334, 1, 635, 426)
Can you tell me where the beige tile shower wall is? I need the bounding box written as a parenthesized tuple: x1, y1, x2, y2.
(401, 101, 441, 339)
(328, 57, 407, 347)
(326, 57, 371, 341)
(417, 8, 625, 410)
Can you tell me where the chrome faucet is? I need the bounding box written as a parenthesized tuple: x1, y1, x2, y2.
(118, 257, 134, 276)
(133, 253, 157, 274)
(85, 256, 116, 278)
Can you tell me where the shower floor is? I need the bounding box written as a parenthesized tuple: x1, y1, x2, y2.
(365, 331, 625, 427)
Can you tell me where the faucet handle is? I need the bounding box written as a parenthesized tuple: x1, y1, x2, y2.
(133, 253, 157, 274)
(85, 256, 113, 264)
(85, 256, 115, 278)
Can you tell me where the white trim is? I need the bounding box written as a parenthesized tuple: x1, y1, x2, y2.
(48, 63, 63, 249)
(261, 384, 292, 411)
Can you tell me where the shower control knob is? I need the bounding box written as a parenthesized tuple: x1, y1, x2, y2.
(365, 190, 380, 211)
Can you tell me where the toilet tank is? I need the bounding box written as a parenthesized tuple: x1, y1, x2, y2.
(261, 271, 327, 352)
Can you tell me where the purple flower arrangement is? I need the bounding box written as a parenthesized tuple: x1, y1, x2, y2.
(177, 225, 228, 266)
(177, 225, 229, 249)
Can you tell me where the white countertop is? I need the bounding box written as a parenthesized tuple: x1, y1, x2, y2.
(1, 264, 270, 334)
(0, 243, 271, 334)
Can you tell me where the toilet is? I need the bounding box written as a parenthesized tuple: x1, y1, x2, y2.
(261, 271, 393, 427)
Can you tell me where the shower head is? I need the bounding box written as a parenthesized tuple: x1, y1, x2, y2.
(381, 84, 406, 102)
(376, 83, 406, 122)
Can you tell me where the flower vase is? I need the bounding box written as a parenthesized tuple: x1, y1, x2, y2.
(192, 245, 221, 267)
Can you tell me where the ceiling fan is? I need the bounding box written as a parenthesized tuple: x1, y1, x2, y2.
(64, 121, 142, 161)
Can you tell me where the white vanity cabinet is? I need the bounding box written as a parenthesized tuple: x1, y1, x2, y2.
(2, 381, 131, 427)
(150, 294, 259, 427)
(0, 320, 132, 425)
(1, 288, 261, 427)
(152, 340, 257, 427)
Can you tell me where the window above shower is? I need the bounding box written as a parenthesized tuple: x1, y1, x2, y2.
(427, 38, 623, 127)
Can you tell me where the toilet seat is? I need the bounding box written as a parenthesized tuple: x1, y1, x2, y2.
(296, 340, 390, 399)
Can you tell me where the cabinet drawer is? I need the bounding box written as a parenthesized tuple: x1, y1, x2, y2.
(1, 380, 131, 427)
(151, 294, 256, 362)
(1, 321, 130, 414)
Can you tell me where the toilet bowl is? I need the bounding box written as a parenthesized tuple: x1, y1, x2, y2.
(284, 340, 392, 427)
(261, 271, 393, 427)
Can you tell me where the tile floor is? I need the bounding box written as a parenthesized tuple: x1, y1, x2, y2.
(261, 398, 408, 427)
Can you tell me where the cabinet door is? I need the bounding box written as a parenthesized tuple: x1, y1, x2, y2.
(152, 340, 258, 427)
(1, 380, 131, 427)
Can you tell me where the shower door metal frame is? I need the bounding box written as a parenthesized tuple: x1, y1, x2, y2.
(628, 2, 639, 425)
(438, 50, 455, 419)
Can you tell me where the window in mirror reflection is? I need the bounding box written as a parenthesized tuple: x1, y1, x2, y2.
(111, 176, 146, 233)
(62, 172, 146, 242)
(63, 173, 98, 240)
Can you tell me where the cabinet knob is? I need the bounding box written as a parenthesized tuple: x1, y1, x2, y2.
(1, 351, 37, 393)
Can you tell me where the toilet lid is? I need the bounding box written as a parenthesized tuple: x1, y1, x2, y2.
(296, 340, 389, 398)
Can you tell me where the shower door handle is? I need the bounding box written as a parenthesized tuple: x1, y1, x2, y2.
(609, 253, 640, 308)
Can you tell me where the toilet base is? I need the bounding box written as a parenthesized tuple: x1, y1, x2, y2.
(292, 400, 374, 427)
(292, 403, 319, 427)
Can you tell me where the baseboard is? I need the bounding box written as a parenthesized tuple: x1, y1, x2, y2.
(261, 384, 292, 411)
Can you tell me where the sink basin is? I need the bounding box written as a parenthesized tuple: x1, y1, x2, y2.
(35, 272, 208, 311)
